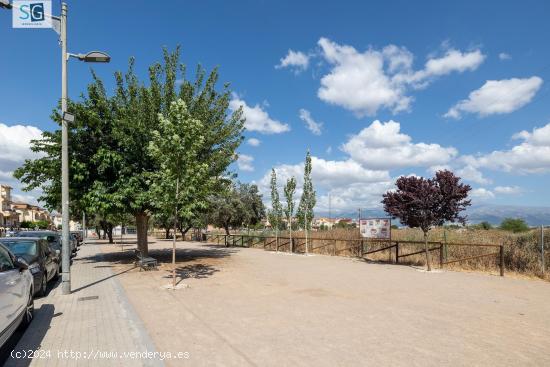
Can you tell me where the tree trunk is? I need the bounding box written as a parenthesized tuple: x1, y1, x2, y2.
(165, 228, 170, 239)
(95, 226, 101, 238)
(107, 223, 114, 244)
(179, 225, 192, 240)
(224, 224, 230, 235)
(135, 212, 149, 256)
(424, 231, 432, 271)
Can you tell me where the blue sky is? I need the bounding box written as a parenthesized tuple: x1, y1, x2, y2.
(1, 0, 550, 214)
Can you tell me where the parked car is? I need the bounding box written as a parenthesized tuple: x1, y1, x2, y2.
(0, 237, 60, 297)
(69, 232, 81, 248)
(70, 231, 83, 245)
(17, 230, 75, 257)
(0, 243, 34, 348)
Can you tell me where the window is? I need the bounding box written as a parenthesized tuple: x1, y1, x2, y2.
(0, 246, 15, 272)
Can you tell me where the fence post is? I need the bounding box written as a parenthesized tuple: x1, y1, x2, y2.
(395, 242, 399, 264)
(359, 239, 364, 258)
(499, 245, 504, 277)
(439, 243, 443, 268)
(541, 226, 545, 276)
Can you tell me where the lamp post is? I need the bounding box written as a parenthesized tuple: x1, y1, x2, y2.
(1, 1, 110, 294)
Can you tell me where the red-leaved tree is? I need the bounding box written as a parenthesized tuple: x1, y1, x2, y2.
(382, 170, 471, 271)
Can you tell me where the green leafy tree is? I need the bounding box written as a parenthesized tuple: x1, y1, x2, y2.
(297, 151, 316, 230)
(208, 182, 265, 235)
(284, 177, 297, 252)
(476, 221, 493, 230)
(15, 48, 243, 253)
(15, 73, 123, 242)
(500, 218, 529, 233)
(149, 98, 211, 242)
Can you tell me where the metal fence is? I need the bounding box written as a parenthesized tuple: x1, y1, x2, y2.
(201, 233, 505, 276)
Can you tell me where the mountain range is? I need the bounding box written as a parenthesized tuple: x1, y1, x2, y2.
(319, 204, 550, 226)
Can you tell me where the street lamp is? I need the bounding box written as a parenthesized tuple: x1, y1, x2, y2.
(69, 51, 111, 63)
(1, 1, 110, 295)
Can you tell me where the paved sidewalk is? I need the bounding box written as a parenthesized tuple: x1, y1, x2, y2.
(6, 240, 163, 367)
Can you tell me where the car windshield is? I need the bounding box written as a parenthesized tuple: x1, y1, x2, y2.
(0, 240, 38, 260)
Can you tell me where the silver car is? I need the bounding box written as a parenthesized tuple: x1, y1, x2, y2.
(0, 243, 34, 348)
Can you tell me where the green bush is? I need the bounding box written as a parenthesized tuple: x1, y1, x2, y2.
(500, 218, 529, 233)
(20, 220, 50, 229)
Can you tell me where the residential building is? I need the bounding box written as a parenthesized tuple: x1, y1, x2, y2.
(0, 184, 19, 228)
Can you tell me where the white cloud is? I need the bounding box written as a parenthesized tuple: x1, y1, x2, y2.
(0, 123, 43, 189)
(237, 154, 254, 172)
(316, 181, 393, 213)
(276, 50, 310, 73)
(326, 146, 332, 154)
(298, 109, 322, 135)
(317, 38, 411, 117)
(259, 156, 390, 191)
(494, 186, 522, 195)
(499, 52, 511, 60)
(0, 123, 43, 169)
(341, 120, 458, 170)
(456, 165, 492, 185)
(0, 122, 45, 206)
(445, 77, 543, 119)
(468, 122, 550, 174)
(315, 38, 485, 116)
(229, 95, 290, 134)
(470, 188, 495, 200)
(247, 138, 261, 147)
(412, 49, 485, 83)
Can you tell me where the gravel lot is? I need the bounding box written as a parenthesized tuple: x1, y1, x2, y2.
(103, 237, 550, 367)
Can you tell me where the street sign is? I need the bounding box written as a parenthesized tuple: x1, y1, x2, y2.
(360, 218, 391, 239)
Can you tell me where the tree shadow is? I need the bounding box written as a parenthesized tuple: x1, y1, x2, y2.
(163, 263, 220, 284)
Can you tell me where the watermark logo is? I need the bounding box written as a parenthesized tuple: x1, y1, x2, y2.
(13, 0, 52, 28)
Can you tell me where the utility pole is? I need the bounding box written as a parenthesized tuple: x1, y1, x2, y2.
(0, 1, 110, 295)
(60, 2, 71, 295)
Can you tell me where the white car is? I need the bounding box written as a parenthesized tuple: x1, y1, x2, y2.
(0, 243, 34, 348)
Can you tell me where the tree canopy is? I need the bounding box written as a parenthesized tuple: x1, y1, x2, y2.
(382, 170, 471, 270)
(14, 47, 244, 252)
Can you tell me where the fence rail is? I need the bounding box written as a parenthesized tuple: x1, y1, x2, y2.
(148, 231, 504, 276)
(197, 233, 505, 276)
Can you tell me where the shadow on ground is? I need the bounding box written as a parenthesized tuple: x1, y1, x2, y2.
(71, 242, 237, 290)
(0, 303, 56, 367)
(162, 263, 220, 284)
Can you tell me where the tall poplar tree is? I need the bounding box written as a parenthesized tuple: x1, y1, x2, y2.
(297, 151, 316, 230)
(284, 177, 297, 253)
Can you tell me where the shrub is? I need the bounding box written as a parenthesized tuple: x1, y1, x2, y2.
(500, 218, 529, 233)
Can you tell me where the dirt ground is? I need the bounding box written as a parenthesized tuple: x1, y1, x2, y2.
(101, 236, 550, 367)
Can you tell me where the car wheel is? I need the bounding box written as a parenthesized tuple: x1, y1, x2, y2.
(18, 290, 34, 330)
(37, 273, 47, 297)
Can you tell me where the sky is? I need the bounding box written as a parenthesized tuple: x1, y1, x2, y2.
(1, 0, 550, 215)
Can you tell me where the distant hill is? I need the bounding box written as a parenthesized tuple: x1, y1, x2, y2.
(317, 204, 550, 226)
(466, 204, 550, 226)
